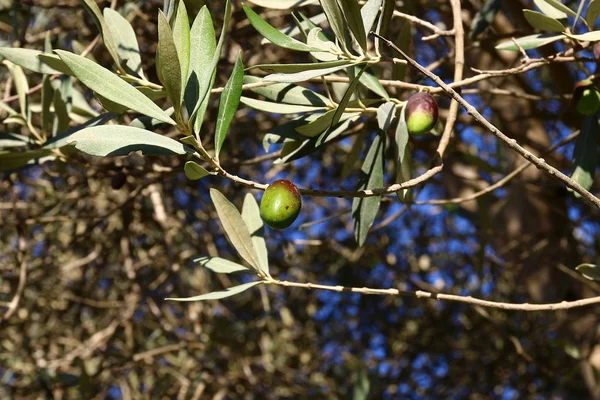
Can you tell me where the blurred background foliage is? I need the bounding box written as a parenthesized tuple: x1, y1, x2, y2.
(1, 0, 600, 399)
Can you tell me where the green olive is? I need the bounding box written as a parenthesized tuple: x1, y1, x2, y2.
(259, 180, 302, 229)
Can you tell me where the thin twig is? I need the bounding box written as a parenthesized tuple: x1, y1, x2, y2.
(272, 279, 600, 312)
(371, 31, 600, 209)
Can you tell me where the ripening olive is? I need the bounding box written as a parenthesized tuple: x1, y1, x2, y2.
(574, 80, 600, 115)
(405, 92, 439, 135)
(259, 180, 302, 229)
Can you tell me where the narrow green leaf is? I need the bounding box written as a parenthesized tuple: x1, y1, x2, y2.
(570, 114, 599, 195)
(275, 114, 361, 163)
(394, 106, 412, 202)
(45, 125, 193, 156)
(263, 114, 316, 152)
(316, 65, 366, 146)
(0, 133, 31, 148)
(241, 96, 327, 114)
(192, 256, 251, 273)
(352, 131, 385, 247)
(209, 188, 262, 272)
(103, 8, 145, 78)
(243, 75, 329, 106)
(575, 263, 600, 280)
(172, 0, 190, 90)
(254, 59, 352, 74)
(265, 62, 358, 84)
(523, 10, 565, 32)
(377, 0, 394, 50)
(242, 4, 322, 52)
(495, 33, 562, 50)
(165, 281, 263, 301)
(93, 91, 128, 114)
(5, 62, 28, 118)
(564, 30, 600, 41)
(242, 193, 269, 276)
(214, 52, 244, 159)
(78, 0, 122, 70)
(296, 110, 358, 137)
(55, 50, 176, 125)
(358, 66, 389, 100)
(376, 101, 396, 130)
(71, 87, 98, 117)
(306, 27, 340, 62)
(37, 53, 73, 75)
(319, 0, 349, 49)
(246, 0, 318, 8)
(184, 161, 212, 180)
(534, 0, 567, 19)
(157, 10, 182, 115)
(190, 0, 232, 128)
(261, 13, 328, 45)
(53, 88, 70, 135)
(41, 76, 52, 133)
(0, 149, 54, 171)
(129, 107, 175, 130)
(188, 7, 216, 133)
(360, 0, 382, 37)
(0, 48, 67, 74)
(43, 112, 116, 148)
(535, 0, 576, 18)
(587, 0, 600, 28)
(336, 0, 367, 50)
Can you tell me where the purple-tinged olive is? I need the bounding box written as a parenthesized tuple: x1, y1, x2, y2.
(259, 180, 302, 229)
(405, 92, 439, 135)
(574, 79, 600, 115)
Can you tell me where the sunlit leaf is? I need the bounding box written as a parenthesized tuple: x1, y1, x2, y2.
(242, 193, 269, 276)
(241, 96, 327, 113)
(336, 0, 367, 50)
(495, 33, 562, 50)
(172, 0, 190, 89)
(215, 52, 244, 159)
(360, 0, 383, 37)
(209, 188, 262, 272)
(523, 10, 565, 32)
(192, 256, 251, 273)
(190, 0, 232, 129)
(184, 161, 212, 180)
(564, 30, 600, 41)
(243, 75, 329, 106)
(4, 61, 28, 118)
(534, 0, 567, 19)
(103, 8, 145, 78)
(376, 101, 396, 130)
(0, 48, 68, 74)
(358, 66, 389, 100)
(186, 6, 216, 133)
(45, 125, 193, 156)
(165, 281, 263, 301)
(55, 50, 176, 125)
(242, 4, 322, 52)
(319, 0, 349, 49)
(157, 10, 182, 115)
(78, 0, 122, 70)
